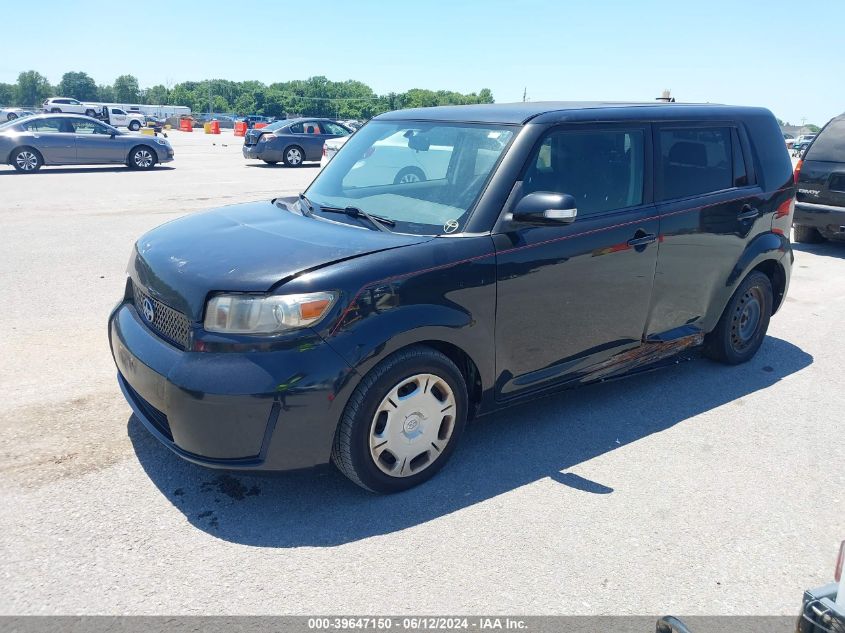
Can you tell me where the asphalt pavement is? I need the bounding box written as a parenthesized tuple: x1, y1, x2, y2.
(0, 131, 842, 615)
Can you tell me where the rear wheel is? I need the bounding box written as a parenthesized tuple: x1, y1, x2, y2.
(704, 271, 772, 365)
(128, 120, 141, 132)
(128, 146, 156, 170)
(793, 224, 824, 243)
(11, 147, 43, 172)
(85, 109, 96, 117)
(332, 346, 468, 493)
(50, 108, 61, 113)
(7, 113, 17, 121)
(283, 145, 304, 167)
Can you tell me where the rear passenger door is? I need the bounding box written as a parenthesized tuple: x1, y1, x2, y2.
(647, 123, 763, 339)
(22, 117, 75, 163)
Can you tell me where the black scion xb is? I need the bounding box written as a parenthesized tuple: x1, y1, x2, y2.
(110, 102, 795, 493)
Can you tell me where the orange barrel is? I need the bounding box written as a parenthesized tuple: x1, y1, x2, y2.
(210, 120, 221, 134)
(234, 121, 247, 137)
(179, 118, 193, 132)
(254, 122, 268, 129)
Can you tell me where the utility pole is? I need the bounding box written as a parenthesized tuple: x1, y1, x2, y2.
(208, 84, 213, 115)
(522, 87, 527, 102)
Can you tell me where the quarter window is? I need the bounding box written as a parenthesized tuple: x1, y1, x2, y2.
(523, 129, 645, 215)
(732, 129, 748, 187)
(659, 127, 732, 200)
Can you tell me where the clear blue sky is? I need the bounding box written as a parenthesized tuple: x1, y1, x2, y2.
(3, 0, 842, 125)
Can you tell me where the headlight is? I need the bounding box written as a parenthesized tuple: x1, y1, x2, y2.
(204, 292, 337, 334)
(155, 138, 169, 145)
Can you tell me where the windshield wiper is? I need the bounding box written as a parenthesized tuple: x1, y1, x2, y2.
(318, 205, 395, 233)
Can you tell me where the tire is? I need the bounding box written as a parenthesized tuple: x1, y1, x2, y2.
(85, 109, 96, 117)
(50, 108, 61, 113)
(332, 346, 468, 493)
(128, 146, 156, 170)
(393, 166, 426, 185)
(704, 271, 773, 365)
(282, 145, 304, 167)
(793, 224, 824, 243)
(262, 160, 278, 165)
(7, 113, 17, 121)
(128, 121, 141, 132)
(11, 146, 43, 172)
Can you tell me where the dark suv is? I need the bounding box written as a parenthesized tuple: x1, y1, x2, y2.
(793, 114, 845, 243)
(110, 102, 795, 493)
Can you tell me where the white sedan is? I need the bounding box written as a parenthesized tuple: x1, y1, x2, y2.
(1, 107, 34, 121)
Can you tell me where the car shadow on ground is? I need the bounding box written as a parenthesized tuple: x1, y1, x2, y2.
(0, 166, 175, 175)
(129, 336, 811, 547)
(245, 163, 321, 169)
(792, 241, 845, 258)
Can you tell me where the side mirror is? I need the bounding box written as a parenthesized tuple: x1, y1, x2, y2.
(512, 192, 578, 224)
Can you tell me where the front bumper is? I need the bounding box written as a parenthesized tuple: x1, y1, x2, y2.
(109, 301, 355, 470)
(794, 201, 845, 236)
(155, 146, 174, 163)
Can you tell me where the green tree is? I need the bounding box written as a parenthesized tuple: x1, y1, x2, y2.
(144, 84, 168, 105)
(0, 82, 15, 106)
(478, 88, 494, 104)
(58, 71, 98, 101)
(113, 74, 140, 103)
(807, 124, 821, 133)
(16, 71, 52, 108)
(97, 84, 115, 102)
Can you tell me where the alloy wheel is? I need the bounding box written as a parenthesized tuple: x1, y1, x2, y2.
(15, 151, 38, 171)
(286, 148, 302, 165)
(134, 149, 153, 168)
(368, 373, 457, 478)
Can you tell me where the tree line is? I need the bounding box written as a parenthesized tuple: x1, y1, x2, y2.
(0, 71, 495, 118)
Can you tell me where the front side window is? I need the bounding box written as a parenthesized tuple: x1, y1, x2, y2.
(74, 120, 111, 135)
(523, 128, 645, 215)
(659, 127, 732, 200)
(307, 120, 516, 235)
(322, 122, 350, 135)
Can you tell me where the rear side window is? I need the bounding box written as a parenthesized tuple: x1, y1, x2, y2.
(22, 118, 62, 132)
(523, 128, 645, 215)
(805, 119, 845, 162)
(659, 127, 733, 199)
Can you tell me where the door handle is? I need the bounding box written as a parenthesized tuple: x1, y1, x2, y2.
(627, 232, 657, 247)
(737, 204, 759, 221)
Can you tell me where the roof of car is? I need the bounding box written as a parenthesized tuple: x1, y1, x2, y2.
(374, 101, 771, 125)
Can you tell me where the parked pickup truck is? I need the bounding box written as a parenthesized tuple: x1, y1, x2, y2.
(94, 105, 146, 131)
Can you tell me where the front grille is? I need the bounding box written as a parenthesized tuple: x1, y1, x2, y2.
(132, 282, 192, 350)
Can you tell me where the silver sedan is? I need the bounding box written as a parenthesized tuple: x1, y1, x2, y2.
(0, 113, 173, 172)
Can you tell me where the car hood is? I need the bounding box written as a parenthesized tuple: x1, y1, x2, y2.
(130, 199, 431, 320)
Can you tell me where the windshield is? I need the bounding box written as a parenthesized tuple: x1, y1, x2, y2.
(305, 120, 516, 235)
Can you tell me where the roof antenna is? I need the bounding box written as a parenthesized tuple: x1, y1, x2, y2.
(656, 89, 675, 103)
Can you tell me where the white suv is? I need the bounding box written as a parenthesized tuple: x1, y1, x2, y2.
(42, 97, 97, 117)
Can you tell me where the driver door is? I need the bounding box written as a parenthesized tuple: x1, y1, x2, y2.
(493, 123, 660, 400)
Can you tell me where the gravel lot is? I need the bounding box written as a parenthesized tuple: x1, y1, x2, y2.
(0, 131, 842, 615)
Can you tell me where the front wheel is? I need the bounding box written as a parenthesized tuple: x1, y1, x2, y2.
(704, 271, 772, 365)
(393, 166, 426, 185)
(332, 346, 468, 493)
(7, 113, 17, 121)
(85, 109, 96, 117)
(128, 146, 156, 170)
(12, 147, 43, 172)
(282, 145, 304, 167)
